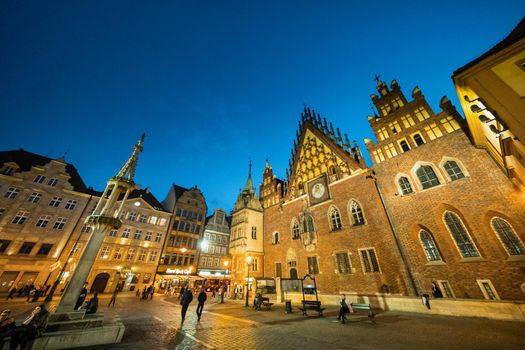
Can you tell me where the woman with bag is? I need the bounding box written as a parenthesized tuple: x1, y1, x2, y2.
(337, 294, 352, 324)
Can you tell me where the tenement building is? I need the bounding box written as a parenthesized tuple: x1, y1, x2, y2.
(159, 184, 207, 291)
(0, 150, 92, 292)
(198, 208, 231, 281)
(229, 163, 264, 294)
(58, 189, 170, 294)
(261, 80, 525, 300)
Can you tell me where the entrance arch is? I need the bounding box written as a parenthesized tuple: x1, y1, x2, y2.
(91, 273, 110, 293)
(290, 268, 298, 279)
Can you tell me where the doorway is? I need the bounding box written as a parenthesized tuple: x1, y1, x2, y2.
(91, 273, 110, 293)
(290, 268, 298, 279)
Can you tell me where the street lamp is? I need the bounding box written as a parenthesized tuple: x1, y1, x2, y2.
(245, 255, 252, 307)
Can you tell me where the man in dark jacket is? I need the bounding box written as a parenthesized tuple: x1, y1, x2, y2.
(180, 289, 193, 325)
(196, 289, 207, 321)
(74, 283, 88, 310)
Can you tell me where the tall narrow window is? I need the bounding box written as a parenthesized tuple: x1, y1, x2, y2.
(399, 140, 410, 152)
(303, 215, 315, 233)
(113, 247, 122, 260)
(477, 280, 499, 300)
(307, 256, 319, 275)
(443, 161, 465, 181)
(329, 207, 342, 231)
(336, 252, 351, 274)
(420, 230, 442, 261)
(251, 226, 257, 239)
(99, 246, 111, 259)
(416, 166, 440, 189)
(413, 134, 425, 146)
(398, 177, 413, 195)
(272, 232, 280, 245)
(437, 280, 455, 298)
(444, 211, 479, 258)
(360, 248, 380, 272)
(491, 217, 525, 255)
(275, 262, 282, 278)
(350, 201, 365, 226)
(292, 220, 300, 240)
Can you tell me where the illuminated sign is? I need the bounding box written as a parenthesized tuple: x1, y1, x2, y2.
(166, 267, 193, 275)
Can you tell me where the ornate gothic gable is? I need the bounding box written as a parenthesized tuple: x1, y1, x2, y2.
(284, 107, 365, 201)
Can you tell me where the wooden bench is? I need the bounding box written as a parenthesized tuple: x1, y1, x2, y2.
(261, 297, 273, 310)
(351, 303, 376, 324)
(300, 300, 324, 317)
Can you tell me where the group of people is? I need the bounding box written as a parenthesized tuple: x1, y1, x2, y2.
(179, 288, 208, 325)
(136, 285, 155, 300)
(5, 285, 51, 303)
(0, 305, 49, 350)
(232, 285, 244, 300)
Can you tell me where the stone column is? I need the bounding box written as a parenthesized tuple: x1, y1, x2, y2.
(55, 217, 119, 314)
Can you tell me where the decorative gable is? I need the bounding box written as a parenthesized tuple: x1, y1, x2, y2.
(285, 107, 365, 201)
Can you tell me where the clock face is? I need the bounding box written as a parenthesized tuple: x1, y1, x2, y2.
(311, 183, 326, 199)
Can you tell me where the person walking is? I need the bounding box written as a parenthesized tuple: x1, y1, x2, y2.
(180, 289, 193, 325)
(74, 283, 88, 310)
(108, 288, 119, 307)
(6, 287, 17, 300)
(196, 289, 207, 322)
(337, 294, 351, 324)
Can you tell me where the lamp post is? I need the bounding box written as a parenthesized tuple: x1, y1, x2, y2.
(245, 255, 252, 307)
(221, 260, 229, 304)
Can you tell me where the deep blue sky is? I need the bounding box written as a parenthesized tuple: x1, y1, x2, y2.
(1, 1, 523, 213)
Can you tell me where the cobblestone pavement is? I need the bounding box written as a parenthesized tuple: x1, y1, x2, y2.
(1, 294, 524, 350)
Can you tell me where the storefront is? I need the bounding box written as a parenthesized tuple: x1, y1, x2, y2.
(156, 267, 204, 293)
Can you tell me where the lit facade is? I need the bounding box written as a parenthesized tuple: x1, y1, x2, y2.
(453, 18, 525, 195)
(198, 208, 231, 280)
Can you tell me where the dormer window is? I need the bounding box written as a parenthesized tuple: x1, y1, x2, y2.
(1, 166, 16, 176)
(392, 97, 404, 109)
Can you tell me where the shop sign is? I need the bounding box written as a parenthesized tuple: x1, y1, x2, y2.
(166, 267, 192, 275)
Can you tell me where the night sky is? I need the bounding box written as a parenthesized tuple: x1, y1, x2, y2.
(1, 1, 523, 213)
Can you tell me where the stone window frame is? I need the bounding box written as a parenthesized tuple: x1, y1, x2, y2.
(47, 178, 59, 187)
(476, 279, 500, 300)
(332, 250, 352, 275)
(53, 217, 67, 230)
(358, 247, 381, 273)
(306, 255, 320, 275)
(35, 215, 51, 228)
(49, 196, 62, 208)
(327, 205, 343, 231)
(411, 132, 426, 146)
(4, 187, 21, 199)
(126, 248, 136, 261)
(419, 229, 443, 262)
(436, 280, 455, 298)
(275, 262, 282, 278)
(384, 143, 398, 158)
(347, 199, 366, 226)
(438, 157, 469, 182)
(411, 161, 445, 191)
(99, 245, 111, 259)
(27, 192, 42, 204)
(291, 218, 301, 240)
(149, 250, 158, 262)
(272, 231, 280, 245)
(398, 138, 411, 153)
(11, 210, 29, 225)
(490, 217, 525, 256)
(442, 210, 481, 259)
(113, 246, 123, 260)
(64, 199, 77, 210)
(394, 173, 416, 196)
(33, 175, 46, 184)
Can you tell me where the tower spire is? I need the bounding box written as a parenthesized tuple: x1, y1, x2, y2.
(115, 133, 145, 182)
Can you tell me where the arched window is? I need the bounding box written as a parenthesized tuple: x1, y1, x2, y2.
(443, 161, 465, 181)
(272, 232, 280, 245)
(329, 207, 342, 231)
(413, 134, 425, 146)
(419, 230, 442, 261)
(416, 165, 440, 189)
(291, 220, 300, 240)
(398, 177, 413, 195)
(303, 214, 315, 233)
(444, 211, 479, 258)
(491, 217, 525, 255)
(400, 140, 410, 152)
(350, 201, 365, 226)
